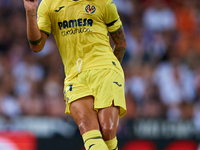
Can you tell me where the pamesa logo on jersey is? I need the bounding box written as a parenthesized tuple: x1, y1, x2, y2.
(58, 18, 93, 36)
(85, 4, 96, 14)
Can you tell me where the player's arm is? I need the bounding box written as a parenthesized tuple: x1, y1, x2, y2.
(23, 0, 47, 52)
(103, 0, 126, 63)
(110, 27, 126, 63)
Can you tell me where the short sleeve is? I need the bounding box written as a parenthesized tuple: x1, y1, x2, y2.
(104, 0, 122, 33)
(37, 0, 51, 35)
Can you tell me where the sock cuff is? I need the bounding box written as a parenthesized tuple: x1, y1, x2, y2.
(105, 136, 117, 143)
(82, 130, 102, 143)
(105, 137, 118, 149)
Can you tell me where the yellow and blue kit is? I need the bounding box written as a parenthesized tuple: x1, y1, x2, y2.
(37, 0, 126, 117)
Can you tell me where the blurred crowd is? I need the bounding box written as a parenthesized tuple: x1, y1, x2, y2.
(0, 0, 200, 126)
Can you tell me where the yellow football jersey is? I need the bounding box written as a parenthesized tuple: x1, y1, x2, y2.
(37, 0, 124, 82)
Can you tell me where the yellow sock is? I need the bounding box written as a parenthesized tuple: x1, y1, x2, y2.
(82, 130, 109, 150)
(105, 137, 118, 150)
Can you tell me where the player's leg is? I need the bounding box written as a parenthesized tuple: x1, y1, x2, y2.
(92, 69, 126, 150)
(98, 104, 120, 150)
(70, 96, 109, 150)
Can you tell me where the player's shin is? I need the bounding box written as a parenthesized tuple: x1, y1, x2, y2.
(82, 130, 109, 150)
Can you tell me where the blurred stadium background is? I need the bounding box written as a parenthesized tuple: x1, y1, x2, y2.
(0, 0, 200, 149)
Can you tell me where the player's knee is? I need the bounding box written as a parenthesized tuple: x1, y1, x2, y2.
(78, 115, 90, 131)
(101, 124, 116, 140)
(78, 114, 99, 135)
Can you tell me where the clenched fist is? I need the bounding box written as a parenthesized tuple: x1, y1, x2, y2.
(23, 0, 39, 13)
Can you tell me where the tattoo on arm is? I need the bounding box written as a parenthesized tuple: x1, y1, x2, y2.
(110, 27, 127, 63)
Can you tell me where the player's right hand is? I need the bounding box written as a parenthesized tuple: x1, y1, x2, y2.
(23, 0, 38, 13)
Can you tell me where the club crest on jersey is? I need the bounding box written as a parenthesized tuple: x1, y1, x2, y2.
(85, 4, 96, 14)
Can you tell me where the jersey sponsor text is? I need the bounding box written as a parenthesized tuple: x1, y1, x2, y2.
(58, 18, 93, 30)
